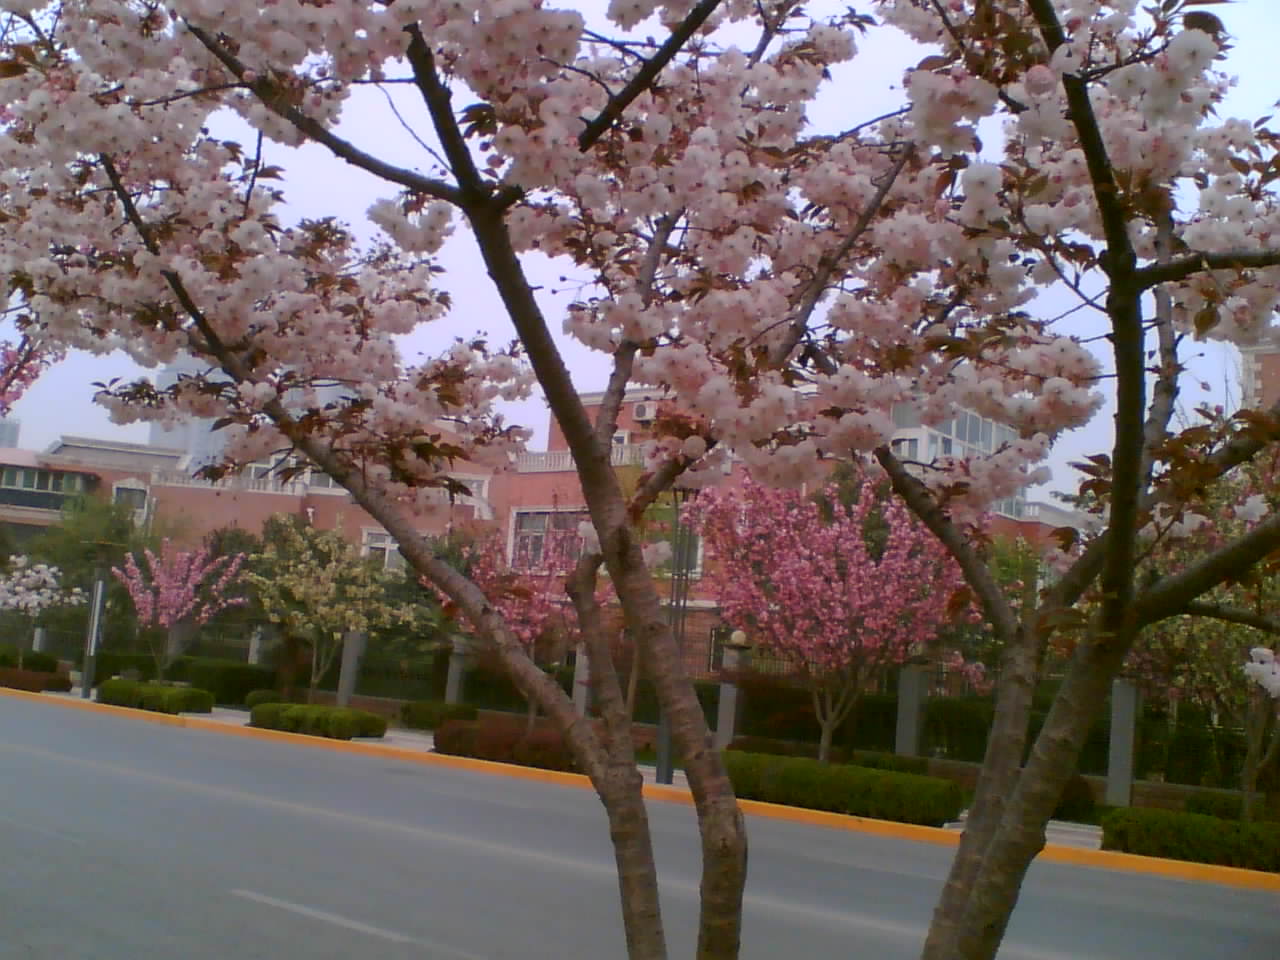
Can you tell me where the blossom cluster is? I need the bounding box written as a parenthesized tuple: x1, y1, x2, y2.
(0, 556, 83, 616)
(1243, 647, 1280, 699)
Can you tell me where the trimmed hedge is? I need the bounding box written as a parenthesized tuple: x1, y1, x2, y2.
(1102, 807, 1280, 872)
(97, 679, 215, 714)
(185, 658, 275, 706)
(401, 700, 478, 731)
(249, 703, 387, 740)
(433, 719, 576, 772)
(0, 647, 60, 673)
(722, 750, 964, 826)
(245, 689, 288, 709)
(725, 737, 929, 775)
(0, 667, 64, 692)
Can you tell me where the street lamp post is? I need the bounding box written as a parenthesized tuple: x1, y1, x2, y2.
(655, 485, 695, 786)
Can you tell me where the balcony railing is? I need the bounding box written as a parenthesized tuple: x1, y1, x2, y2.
(514, 444, 647, 473)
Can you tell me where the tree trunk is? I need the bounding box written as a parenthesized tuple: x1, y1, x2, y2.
(601, 761, 667, 960)
(817, 717, 836, 764)
(921, 628, 1040, 960)
(526, 695, 539, 735)
(1241, 688, 1266, 821)
(931, 638, 1124, 960)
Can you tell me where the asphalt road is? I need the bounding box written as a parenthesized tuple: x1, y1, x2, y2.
(1, 696, 1275, 960)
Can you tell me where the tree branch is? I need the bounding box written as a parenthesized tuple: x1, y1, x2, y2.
(577, 0, 724, 151)
(874, 446, 1019, 644)
(402, 24, 490, 202)
(1175, 601, 1280, 634)
(768, 147, 911, 369)
(184, 23, 464, 205)
(1135, 249, 1280, 289)
(1134, 514, 1280, 630)
(595, 214, 680, 447)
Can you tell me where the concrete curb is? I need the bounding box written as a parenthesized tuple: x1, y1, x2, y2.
(5, 687, 1278, 893)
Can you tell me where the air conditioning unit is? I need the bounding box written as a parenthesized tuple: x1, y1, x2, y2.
(632, 401, 656, 423)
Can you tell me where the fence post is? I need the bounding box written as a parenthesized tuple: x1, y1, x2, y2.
(336, 631, 366, 708)
(1106, 678, 1140, 807)
(444, 638, 470, 705)
(32, 627, 47, 653)
(572, 643, 590, 716)
(247, 626, 263, 665)
(714, 637, 751, 750)
(895, 661, 931, 757)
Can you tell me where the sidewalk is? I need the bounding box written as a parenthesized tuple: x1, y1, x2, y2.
(58, 690, 695, 791)
(945, 810, 1102, 850)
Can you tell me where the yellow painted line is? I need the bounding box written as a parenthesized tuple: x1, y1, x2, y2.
(5, 687, 1279, 891)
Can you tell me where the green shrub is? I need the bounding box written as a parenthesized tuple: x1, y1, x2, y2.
(185, 658, 276, 706)
(250, 701, 290, 730)
(245, 689, 286, 709)
(1184, 792, 1246, 821)
(1102, 807, 1280, 872)
(249, 703, 384, 740)
(97, 678, 143, 708)
(433, 719, 576, 772)
(0, 646, 60, 673)
(401, 700, 479, 730)
(848, 749, 930, 775)
(97, 679, 212, 714)
(1052, 773, 1098, 823)
(92, 653, 158, 684)
(722, 750, 964, 826)
(0, 667, 59, 692)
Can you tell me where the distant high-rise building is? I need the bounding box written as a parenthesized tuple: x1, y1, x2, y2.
(0, 418, 20, 449)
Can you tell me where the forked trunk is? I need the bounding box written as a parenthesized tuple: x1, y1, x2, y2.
(920, 630, 1040, 960)
(601, 761, 667, 960)
(931, 640, 1125, 960)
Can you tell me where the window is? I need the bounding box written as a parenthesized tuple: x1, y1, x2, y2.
(113, 487, 147, 511)
(511, 510, 588, 570)
(891, 437, 919, 460)
(612, 431, 629, 447)
(362, 530, 406, 572)
(308, 470, 337, 489)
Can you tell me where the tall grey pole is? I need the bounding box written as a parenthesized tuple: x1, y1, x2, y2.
(81, 572, 106, 698)
(656, 488, 694, 786)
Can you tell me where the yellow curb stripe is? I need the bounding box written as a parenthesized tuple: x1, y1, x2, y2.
(5, 687, 1278, 892)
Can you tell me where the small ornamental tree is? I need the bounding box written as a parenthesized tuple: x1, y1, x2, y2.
(112, 539, 246, 678)
(246, 515, 414, 702)
(0, 555, 83, 667)
(692, 476, 969, 761)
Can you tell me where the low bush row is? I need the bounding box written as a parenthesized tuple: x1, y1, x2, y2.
(433, 719, 576, 772)
(722, 750, 965, 827)
(1101, 808, 1280, 873)
(97, 679, 214, 714)
(401, 700, 478, 731)
(725, 736, 931, 775)
(91, 654, 274, 705)
(249, 703, 387, 740)
(0, 667, 71, 692)
(0, 646, 60, 673)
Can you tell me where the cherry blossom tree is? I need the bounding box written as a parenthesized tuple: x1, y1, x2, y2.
(111, 538, 246, 678)
(7, 2, 1280, 960)
(693, 476, 969, 761)
(0, 554, 83, 667)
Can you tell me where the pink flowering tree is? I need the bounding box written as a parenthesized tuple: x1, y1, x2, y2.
(442, 528, 598, 729)
(693, 477, 970, 761)
(10, 2, 1280, 959)
(112, 540, 246, 678)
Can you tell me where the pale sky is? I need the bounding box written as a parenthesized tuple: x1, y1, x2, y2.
(6, 2, 1276, 497)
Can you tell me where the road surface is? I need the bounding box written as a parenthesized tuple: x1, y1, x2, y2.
(1, 696, 1274, 959)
